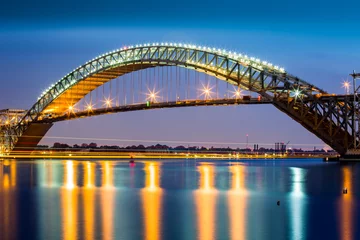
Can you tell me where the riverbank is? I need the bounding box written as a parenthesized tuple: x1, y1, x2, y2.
(0, 152, 337, 160)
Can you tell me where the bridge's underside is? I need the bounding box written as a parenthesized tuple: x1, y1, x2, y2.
(42, 64, 157, 114)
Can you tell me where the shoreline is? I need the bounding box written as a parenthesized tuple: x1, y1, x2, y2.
(0, 152, 337, 160)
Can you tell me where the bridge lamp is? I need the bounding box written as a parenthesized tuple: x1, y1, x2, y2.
(342, 80, 351, 94)
(86, 103, 94, 111)
(292, 89, 303, 100)
(148, 91, 158, 102)
(146, 88, 161, 103)
(234, 89, 242, 99)
(102, 97, 113, 108)
(200, 85, 214, 100)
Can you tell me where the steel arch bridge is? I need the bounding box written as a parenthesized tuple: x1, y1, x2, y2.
(0, 42, 358, 156)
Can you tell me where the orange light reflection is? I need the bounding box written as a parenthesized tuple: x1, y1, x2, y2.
(340, 166, 353, 240)
(10, 161, 16, 187)
(61, 160, 78, 240)
(101, 161, 115, 240)
(195, 164, 218, 240)
(141, 162, 163, 240)
(84, 162, 95, 240)
(228, 165, 247, 240)
(0, 162, 17, 239)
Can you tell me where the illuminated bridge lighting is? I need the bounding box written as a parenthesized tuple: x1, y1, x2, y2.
(291, 88, 302, 100)
(35, 42, 286, 101)
(67, 105, 78, 114)
(146, 88, 161, 103)
(342, 80, 351, 94)
(231, 86, 243, 99)
(200, 82, 214, 100)
(85, 102, 94, 111)
(103, 97, 113, 108)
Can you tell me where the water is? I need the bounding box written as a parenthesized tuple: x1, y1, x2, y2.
(0, 158, 359, 240)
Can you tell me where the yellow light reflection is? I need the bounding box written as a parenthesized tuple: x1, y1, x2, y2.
(101, 161, 115, 240)
(85, 162, 95, 188)
(83, 162, 95, 240)
(1, 161, 17, 238)
(10, 161, 16, 187)
(102, 161, 114, 189)
(1, 171, 16, 239)
(0, 164, 3, 189)
(228, 165, 247, 240)
(195, 164, 218, 240)
(65, 161, 75, 189)
(1, 161, 16, 189)
(3, 173, 9, 189)
(141, 162, 162, 240)
(340, 166, 353, 240)
(61, 160, 78, 240)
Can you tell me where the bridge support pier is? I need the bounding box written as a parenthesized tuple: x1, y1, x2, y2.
(339, 149, 360, 161)
(11, 123, 53, 155)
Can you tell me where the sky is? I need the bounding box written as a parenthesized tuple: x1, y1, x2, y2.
(0, 0, 359, 149)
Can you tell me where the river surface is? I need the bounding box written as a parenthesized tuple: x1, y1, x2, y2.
(0, 158, 359, 240)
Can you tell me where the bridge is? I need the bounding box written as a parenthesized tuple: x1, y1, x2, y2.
(0, 42, 359, 157)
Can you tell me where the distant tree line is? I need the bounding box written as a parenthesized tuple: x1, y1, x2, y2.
(35, 142, 335, 154)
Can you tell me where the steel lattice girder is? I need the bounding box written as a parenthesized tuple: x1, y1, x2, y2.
(22, 44, 325, 122)
(3, 43, 356, 155)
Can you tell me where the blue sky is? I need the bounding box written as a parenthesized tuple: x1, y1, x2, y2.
(0, 0, 359, 149)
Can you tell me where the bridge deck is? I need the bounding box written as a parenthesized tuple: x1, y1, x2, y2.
(37, 98, 271, 123)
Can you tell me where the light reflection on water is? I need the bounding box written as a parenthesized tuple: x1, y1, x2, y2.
(0, 159, 359, 240)
(228, 164, 247, 240)
(195, 164, 218, 240)
(142, 162, 162, 240)
(341, 166, 353, 240)
(289, 167, 307, 240)
(84, 162, 95, 240)
(62, 161, 78, 240)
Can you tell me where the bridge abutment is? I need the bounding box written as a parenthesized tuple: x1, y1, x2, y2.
(11, 123, 53, 155)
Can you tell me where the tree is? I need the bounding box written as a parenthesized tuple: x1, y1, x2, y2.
(81, 143, 89, 148)
(88, 142, 97, 148)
